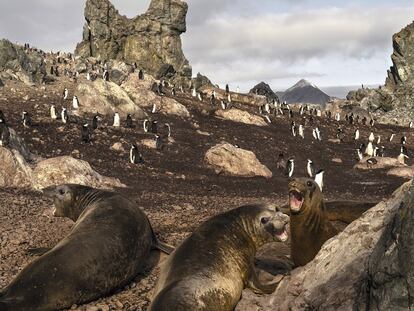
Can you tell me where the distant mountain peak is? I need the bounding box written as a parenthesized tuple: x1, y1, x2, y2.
(280, 79, 331, 106)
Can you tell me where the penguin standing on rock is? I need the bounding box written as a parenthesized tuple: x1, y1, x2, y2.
(72, 96, 79, 109)
(81, 124, 91, 143)
(130, 145, 144, 164)
(113, 113, 120, 127)
(286, 158, 295, 178)
(50, 105, 57, 120)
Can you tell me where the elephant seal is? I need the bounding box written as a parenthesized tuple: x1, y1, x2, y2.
(0, 184, 172, 311)
(149, 204, 290, 311)
(289, 177, 338, 267)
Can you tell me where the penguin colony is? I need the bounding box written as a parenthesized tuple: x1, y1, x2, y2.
(0, 53, 413, 311)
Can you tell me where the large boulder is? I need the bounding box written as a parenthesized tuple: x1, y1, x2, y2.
(75, 79, 146, 117)
(75, 0, 192, 85)
(32, 156, 125, 190)
(215, 108, 268, 127)
(0, 147, 32, 188)
(205, 143, 272, 178)
(121, 74, 190, 117)
(387, 165, 414, 179)
(0, 39, 46, 84)
(354, 157, 405, 170)
(236, 180, 414, 310)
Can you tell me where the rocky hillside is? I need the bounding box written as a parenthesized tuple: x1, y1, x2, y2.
(279, 79, 331, 105)
(346, 21, 414, 125)
(249, 82, 280, 102)
(75, 0, 192, 85)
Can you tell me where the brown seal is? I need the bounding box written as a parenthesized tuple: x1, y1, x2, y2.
(289, 177, 338, 267)
(149, 204, 290, 311)
(0, 184, 172, 311)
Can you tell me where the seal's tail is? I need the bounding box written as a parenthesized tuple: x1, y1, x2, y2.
(155, 240, 175, 255)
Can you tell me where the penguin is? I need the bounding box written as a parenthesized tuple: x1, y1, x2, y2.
(373, 146, 379, 157)
(113, 113, 120, 127)
(157, 82, 165, 96)
(307, 159, 315, 178)
(289, 110, 293, 118)
(376, 135, 381, 145)
(61, 108, 68, 124)
(143, 119, 150, 133)
(377, 146, 385, 157)
(192, 88, 197, 97)
(0, 121, 10, 147)
(151, 120, 158, 134)
(125, 114, 133, 128)
(138, 69, 144, 80)
(362, 117, 367, 125)
(0, 110, 5, 124)
(92, 115, 99, 130)
(264, 103, 270, 114)
(335, 113, 340, 121)
(370, 119, 375, 127)
(172, 88, 176, 96)
(81, 124, 91, 143)
(50, 105, 57, 120)
(299, 106, 304, 115)
(389, 133, 395, 142)
(63, 88, 69, 100)
(314, 169, 324, 191)
(220, 101, 228, 110)
(155, 135, 163, 150)
(316, 109, 322, 117)
(410, 121, 414, 128)
(22, 111, 32, 127)
(368, 132, 375, 142)
(355, 129, 360, 140)
(312, 128, 318, 140)
(86, 72, 91, 81)
(401, 136, 407, 145)
(397, 149, 409, 165)
(165, 123, 171, 137)
(197, 92, 203, 101)
(225, 84, 229, 94)
(356, 148, 364, 160)
(130, 145, 144, 164)
(276, 153, 286, 171)
(291, 122, 297, 137)
(264, 115, 272, 124)
(151, 103, 157, 114)
(286, 158, 294, 178)
(227, 93, 232, 103)
(365, 141, 374, 157)
(298, 124, 304, 139)
(315, 127, 321, 141)
(103, 69, 109, 81)
(72, 96, 79, 109)
(401, 146, 408, 157)
(336, 128, 344, 141)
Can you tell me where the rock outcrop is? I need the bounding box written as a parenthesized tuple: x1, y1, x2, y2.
(121, 74, 190, 117)
(32, 156, 125, 190)
(0, 39, 46, 84)
(345, 21, 414, 125)
(0, 147, 32, 188)
(75, 0, 192, 85)
(205, 143, 272, 178)
(75, 79, 147, 117)
(354, 157, 405, 170)
(387, 165, 414, 179)
(249, 82, 279, 102)
(236, 180, 414, 310)
(215, 108, 268, 127)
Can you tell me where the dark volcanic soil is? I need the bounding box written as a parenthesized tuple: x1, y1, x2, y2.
(0, 78, 411, 310)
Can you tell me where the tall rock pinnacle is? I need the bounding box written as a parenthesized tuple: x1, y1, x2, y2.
(75, 0, 192, 83)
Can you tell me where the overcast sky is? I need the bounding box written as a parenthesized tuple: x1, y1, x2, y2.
(0, 0, 413, 93)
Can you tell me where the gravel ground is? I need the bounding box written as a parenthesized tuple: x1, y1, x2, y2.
(0, 79, 410, 310)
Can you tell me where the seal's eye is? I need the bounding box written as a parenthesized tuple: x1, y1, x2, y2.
(58, 188, 65, 195)
(307, 181, 313, 187)
(261, 217, 270, 224)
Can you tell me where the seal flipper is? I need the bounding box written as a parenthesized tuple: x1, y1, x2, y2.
(27, 247, 52, 256)
(246, 264, 282, 294)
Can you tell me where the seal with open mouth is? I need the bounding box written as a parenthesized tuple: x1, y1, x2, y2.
(149, 204, 290, 311)
(289, 178, 338, 267)
(0, 184, 173, 311)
